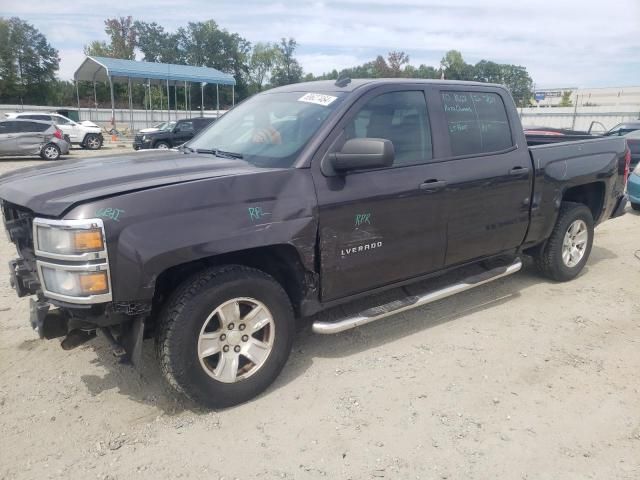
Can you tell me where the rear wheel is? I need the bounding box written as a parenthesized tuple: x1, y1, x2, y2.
(84, 133, 102, 150)
(534, 202, 594, 281)
(40, 143, 61, 160)
(154, 141, 170, 150)
(157, 265, 294, 409)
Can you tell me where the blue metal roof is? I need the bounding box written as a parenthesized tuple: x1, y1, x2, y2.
(74, 56, 236, 86)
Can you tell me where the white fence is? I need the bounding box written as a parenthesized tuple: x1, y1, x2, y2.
(3, 102, 640, 135)
(0, 104, 226, 134)
(519, 105, 640, 132)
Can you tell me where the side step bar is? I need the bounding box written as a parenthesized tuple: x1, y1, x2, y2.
(312, 258, 522, 334)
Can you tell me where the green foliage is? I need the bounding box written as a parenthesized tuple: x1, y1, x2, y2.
(559, 90, 573, 107)
(0, 17, 60, 104)
(248, 42, 280, 93)
(270, 38, 304, 87)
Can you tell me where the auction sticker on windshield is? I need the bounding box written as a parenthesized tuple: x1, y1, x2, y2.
(298, 93, 338, 106)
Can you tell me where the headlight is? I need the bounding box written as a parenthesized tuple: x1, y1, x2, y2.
(40, 266, 109, 297)
(34, 219, 105, 259)
(36, 226, 104, 255)
(33, 218, 112, 304)
(142, 135, 150, 142)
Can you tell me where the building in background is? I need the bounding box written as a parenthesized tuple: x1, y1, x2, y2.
(533, 86, 640, 108)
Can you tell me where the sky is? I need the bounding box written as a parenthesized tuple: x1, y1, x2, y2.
(2, 0, 640, 88)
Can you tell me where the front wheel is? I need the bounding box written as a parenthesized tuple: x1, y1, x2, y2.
(40, 143, 61, 160)
(154, 141, 170, 150)
(157, 265, 294, 409)
(632, 203, 640, 211)
(84, 133, 102, 150)
(534, 202, 594, 281)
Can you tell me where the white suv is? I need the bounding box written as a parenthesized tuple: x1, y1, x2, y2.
(4, 112, 103, 150)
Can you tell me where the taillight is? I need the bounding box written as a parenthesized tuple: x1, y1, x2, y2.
(53, 128, 63, 140)
(623, 147, 631, 183)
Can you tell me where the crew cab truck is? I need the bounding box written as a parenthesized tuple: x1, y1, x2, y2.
(0, 79, 630, 409)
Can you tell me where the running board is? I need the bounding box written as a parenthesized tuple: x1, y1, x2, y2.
(312, 258, 522, 334)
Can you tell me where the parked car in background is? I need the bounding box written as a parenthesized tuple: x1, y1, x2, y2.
(628, 164, 640, 211)
(4, 112, 103, 150)
(0, 119, 69, 160)
(603, 121, 640, 137)
(138, 121, 176, 134)
(624, 129, 640, 169)
(133, 117, 216, 150)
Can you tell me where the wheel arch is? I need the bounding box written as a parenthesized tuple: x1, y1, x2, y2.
(152, 244, 314, 318)
(561, 181, 605, 222)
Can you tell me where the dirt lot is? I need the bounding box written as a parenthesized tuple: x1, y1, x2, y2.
(0, 153, 638, 479)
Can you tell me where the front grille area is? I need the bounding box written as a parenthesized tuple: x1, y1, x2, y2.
(1, 201, 41, 296)
(1, 201, 35, 259)
(133, 135, 144, 148)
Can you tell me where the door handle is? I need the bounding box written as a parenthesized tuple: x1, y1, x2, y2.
(419, 179, 447, 192)
(509, 166, 530, 175)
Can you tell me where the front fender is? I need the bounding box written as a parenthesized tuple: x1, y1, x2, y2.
(66, 168, 318, 302)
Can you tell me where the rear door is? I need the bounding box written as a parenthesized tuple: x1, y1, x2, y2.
(15, 121, 48, 155)
(312, 86, 448, 301)
(0, 122, 19, 155)
(433, 87, 533, 265)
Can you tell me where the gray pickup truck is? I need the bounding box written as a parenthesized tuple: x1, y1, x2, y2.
(0, 79, 630, 408)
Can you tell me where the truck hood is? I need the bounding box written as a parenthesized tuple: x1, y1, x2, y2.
(78, 120, 100, 128)
(0, 150, 262, 216)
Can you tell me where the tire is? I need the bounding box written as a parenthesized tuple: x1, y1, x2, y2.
(157, 265, 295, 409)
(534, 202, 594, 282)
(40, 143, 61, 160)
(154, 141, 171, 150)
(83, 133, 102, 150)
(632, 203, 640, 211)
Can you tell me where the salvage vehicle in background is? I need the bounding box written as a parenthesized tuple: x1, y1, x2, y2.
(603, 121, 640, 137)
(0, 119, 69, 160)
(4, 112, 103, 150)
(627, 163, 640, 211)
(138, 121, 176, 134)
(133, 117, 215, 150)
(0, 79, 630, 409)
(624, 129, 640, 169)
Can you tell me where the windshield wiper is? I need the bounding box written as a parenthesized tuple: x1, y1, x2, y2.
(195, 148, 244, 160)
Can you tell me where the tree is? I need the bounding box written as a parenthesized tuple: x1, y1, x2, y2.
(440, 50, 474, 80)
(104, 16, 137, 59)
(559, 90, 573, 107)
(499, 64, 534, 107)
(84, 41, 111, 57)
(271, 38, 304, 86)
(387, 51, 410, 76)
(0, 17, 59, 104)
(134, 21, 185, 64)
(248, 42, 280, 92)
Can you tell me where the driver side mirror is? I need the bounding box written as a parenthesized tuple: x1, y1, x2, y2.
(330, 138, 394, 173)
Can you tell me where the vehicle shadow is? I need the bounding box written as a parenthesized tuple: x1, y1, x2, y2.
(80, 260, 552, 413)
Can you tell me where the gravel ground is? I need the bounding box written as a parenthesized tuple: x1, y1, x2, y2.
(0, 153, 639, 480)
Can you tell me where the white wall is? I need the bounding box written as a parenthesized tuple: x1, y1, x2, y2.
(519, 105, 640, 132)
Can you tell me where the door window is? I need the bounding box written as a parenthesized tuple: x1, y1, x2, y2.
(345, 91, 433, 166)
(52, 115, 71, 125)
(24, 114, 52, 122)
(176, 121, 194, 133)
(0, 122, 20, 134)
(441, 91, 513, 156)
(17, 122, 48, 132)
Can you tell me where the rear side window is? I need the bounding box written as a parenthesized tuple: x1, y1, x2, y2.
(17, 122, 48, 132)
(23, 114, 52, 122)
(345, 90, 433, 166)
(441, 91, 512, 156)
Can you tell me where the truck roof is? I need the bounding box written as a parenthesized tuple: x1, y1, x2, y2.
(268, 78, 506, 94)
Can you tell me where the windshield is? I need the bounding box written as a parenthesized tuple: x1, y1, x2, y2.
(187, 91, 345, 168)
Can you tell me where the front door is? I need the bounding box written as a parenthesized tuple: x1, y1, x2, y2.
(0, 122, 18, 155)
(173, 121, 195, 146)
(312, 88, 448, 301)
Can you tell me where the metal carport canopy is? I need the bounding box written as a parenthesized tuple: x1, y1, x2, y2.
(74, 56, 236, 86)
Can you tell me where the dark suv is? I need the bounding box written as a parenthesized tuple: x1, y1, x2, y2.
(133, 117, 216, 150)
